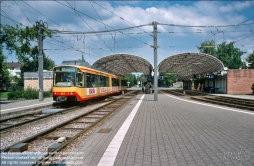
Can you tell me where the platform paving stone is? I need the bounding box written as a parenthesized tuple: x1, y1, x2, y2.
(64, 94, 254, 166)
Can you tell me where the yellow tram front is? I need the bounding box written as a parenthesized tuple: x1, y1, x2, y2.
(52, 66, 79, 102)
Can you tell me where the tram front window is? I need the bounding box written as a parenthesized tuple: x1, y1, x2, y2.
(54, 72, 76, 87)
(53, 66, 77, 87)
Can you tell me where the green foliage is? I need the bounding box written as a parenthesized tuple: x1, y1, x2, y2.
(196, 40, 217, 56)
(44, 90, 52, 98)
(217, 42, 245, 69)
(158, 72, 177, 87)
(8, 88, 25, 100)
(9, 76, 24, 89)
(0, 49, 10, 91)
(124, 73, 137, 87)
(246, 51, 254, 69)
(7, 87, 52, 100)
(197, 40, 246, 69)
(0, 92, 9, 98)
(1, 24, 55, 75)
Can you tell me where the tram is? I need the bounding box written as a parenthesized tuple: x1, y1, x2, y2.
(52, 65, 127, 102)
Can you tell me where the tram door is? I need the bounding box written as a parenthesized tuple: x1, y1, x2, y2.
(76, 70, 85, 98)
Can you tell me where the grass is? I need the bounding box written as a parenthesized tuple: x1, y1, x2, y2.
(0, 92, 9, 99)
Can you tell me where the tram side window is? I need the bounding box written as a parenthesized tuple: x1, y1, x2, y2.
(86, 73, 99, 88)
(100, 76, 109, 87)
(112, 78, 119, 86)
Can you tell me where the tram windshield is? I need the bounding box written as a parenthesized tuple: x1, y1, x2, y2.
(53, 66, 76, 87)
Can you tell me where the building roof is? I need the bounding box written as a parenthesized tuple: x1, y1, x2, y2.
(7, 62, 21, 68)
(61, 60, 91, 67)
(92, 54, 153, 76)
(24, 71, 52, 78)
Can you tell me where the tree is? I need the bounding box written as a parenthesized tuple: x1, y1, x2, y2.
(196, 40, 217, 56)
(216, 41, 245, 69)
(1, 24, 55, 88)
(1, 24, 54, 73)
(124, 73, 136, 87)
(246, 51, 254, 69)
(0, 48, 10, 91)
(21, 46, 55, 73)
(197, 40, 246, 69)
(159, 72, 176, 87)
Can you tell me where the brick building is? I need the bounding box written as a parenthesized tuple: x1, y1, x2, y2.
(183, 69, 254, 94)
(227, 69, 254, 94)
(24, 71, 53, 91)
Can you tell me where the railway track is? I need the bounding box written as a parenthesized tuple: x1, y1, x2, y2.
(1, 90, 140, 165)
(0, 107, 75, 132)
(0, 97, 114, 132)
(161, 89, 254, 111)
(191, 95, 254, 111)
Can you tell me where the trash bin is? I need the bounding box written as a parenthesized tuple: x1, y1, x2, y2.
(210, 88, 215, 93)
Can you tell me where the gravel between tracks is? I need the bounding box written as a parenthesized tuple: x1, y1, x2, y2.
(0, 102, 109, 150)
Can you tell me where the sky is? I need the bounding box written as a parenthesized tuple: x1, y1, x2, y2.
(1, 0, 254, 67)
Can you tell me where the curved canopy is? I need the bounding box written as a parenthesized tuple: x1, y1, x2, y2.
(92, 54, 153, 76)
(158, 52, 226, 79)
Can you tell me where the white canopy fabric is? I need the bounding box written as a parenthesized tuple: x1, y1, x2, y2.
(158, 52, 226, 79)
(92, 54, 153, 76)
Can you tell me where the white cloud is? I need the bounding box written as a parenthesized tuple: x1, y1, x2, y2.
(2, 1, 254, 66)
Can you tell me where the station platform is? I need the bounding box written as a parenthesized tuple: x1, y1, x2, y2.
(64, 93, 254, 166)
(0, 97, 54, 114)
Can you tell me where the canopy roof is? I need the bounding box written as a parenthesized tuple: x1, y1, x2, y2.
(158, 52, 226, 79)
(92, 54, 153, 76)
(92, 52, 226, 79)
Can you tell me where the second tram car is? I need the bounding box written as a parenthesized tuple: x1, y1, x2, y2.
(52, 65, 127, 102)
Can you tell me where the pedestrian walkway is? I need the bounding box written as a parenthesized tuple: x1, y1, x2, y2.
(64, 93, 254, 166)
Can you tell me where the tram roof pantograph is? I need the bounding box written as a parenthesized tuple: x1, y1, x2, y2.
(158, 52, 226, 80)
(91, 54, 153, 76)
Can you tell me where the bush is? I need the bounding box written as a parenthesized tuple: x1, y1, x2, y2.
(23, 88, 38, 99)
(8, 89, 24, 100)
(8, 87, 52, 100)
(44, 89, 52, 98)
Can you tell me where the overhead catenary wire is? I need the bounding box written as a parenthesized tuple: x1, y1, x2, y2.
(44, 40, 102, 60)
(14, 0, 32, 25)
(88, 0, 123, 53)
(45, 35, 104, 59)
(54, 0, 153, 47)
(208, 16, 254, 40)
(2, 1, 253, 63)
(0, 10, 21, 26)
(92, 1, 154, 38)
(158, 22, 254, 28)
(64, 0, 115, 54)
(14, 0, 106, 60)
(22, 0, 62, 28)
